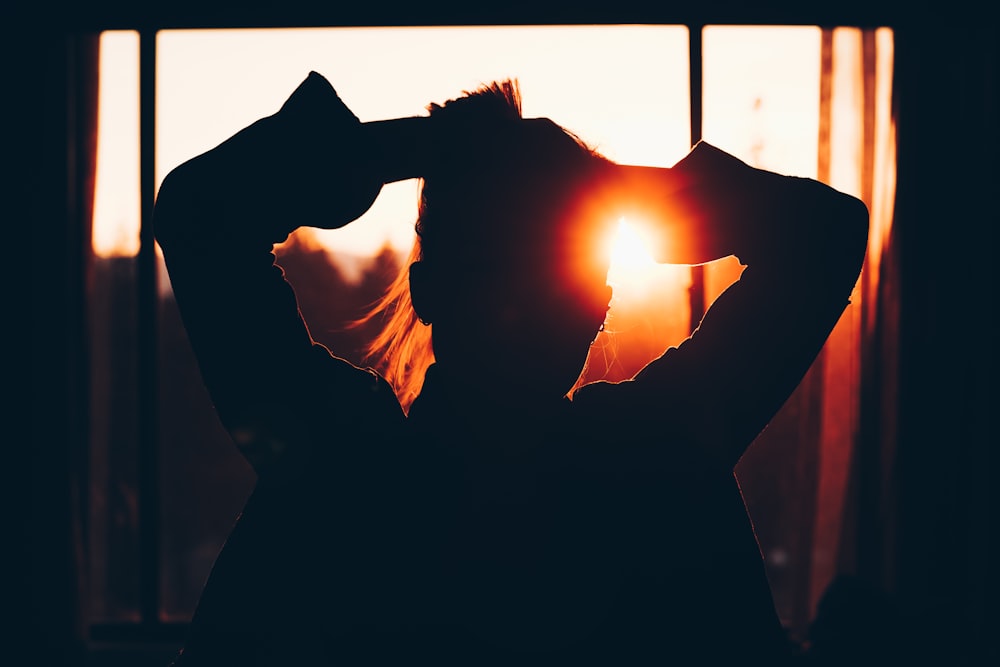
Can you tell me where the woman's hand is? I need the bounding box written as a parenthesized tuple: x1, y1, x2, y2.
(607, 143, 758, 265)
(158, 72, 384, 243)
(611, 142, 864, 268)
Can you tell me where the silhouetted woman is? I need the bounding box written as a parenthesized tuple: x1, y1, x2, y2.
(155, 72, 868, 665)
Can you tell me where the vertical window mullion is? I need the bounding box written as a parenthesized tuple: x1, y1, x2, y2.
(688, 23, 705, 333)
(138, 26, 161, 627)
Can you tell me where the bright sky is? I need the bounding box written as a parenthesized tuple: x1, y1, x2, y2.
(93, 30, 141, 257)
(154, 25, 692, 260)
(93, 25, 831, 266)
(702, 25, 820, 177)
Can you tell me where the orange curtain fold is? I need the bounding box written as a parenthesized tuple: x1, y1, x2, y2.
(808, 26, 897, 617)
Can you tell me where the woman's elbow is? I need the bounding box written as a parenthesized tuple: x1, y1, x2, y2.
(152, 159, 203, 249)
(833, 191, 870, 279)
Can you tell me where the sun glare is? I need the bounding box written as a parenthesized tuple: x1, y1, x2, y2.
(607, 217, 657, 285)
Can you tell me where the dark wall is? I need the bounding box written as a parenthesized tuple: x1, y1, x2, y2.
(888, 21, 997, 662)
(30, 32, 98, 667)
(40, 1, 910, 30)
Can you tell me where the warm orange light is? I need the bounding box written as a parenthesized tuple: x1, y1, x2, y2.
(584, 215, 692, 385)
(607, 217, 657, 286)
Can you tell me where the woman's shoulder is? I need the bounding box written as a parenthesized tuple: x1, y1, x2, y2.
(309, 344, 406, 425)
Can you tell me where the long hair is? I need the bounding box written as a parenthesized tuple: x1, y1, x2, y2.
(358, 80, 608, 413)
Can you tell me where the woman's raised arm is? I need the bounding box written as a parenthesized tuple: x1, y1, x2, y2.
(582, 142, 869, 470)
(153, 72, 404, 482)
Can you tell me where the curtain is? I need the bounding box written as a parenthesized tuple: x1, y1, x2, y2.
(809, 26, 898, 610)
(729, 27, 898, 638)
(31, 30, 100, 664)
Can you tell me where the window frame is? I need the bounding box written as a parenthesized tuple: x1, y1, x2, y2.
(84, 19, 880, 648)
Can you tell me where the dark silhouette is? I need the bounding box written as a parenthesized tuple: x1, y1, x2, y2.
(801, 574, 903, 664)
(153, 71, 868, 665)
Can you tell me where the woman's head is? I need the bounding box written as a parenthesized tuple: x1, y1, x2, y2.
(364, 80, 618, 410)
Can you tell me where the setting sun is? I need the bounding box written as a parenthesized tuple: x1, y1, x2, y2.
(608, 217, 656, 283)
(608, 216, 681, 292)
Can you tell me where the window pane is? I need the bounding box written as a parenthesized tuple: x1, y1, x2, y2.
(702, 26, 820, 176)
(702, 24, 823, 635)
(701, 25, 823, 307)
(156, 26, 691, 257)
(154, 25, 691, 621)
(93, 32, 141, 258)
(90, 29, 141, 623)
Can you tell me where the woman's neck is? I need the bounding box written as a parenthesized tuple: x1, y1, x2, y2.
(410, 362, 571, 425)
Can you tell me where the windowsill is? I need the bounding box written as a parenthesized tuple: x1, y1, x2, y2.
(86, 642, 183, 667)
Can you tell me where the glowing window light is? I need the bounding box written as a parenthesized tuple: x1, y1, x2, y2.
(92, 30, 140, 258)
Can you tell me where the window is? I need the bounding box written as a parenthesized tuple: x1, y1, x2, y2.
(87, 23, 895, 646)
